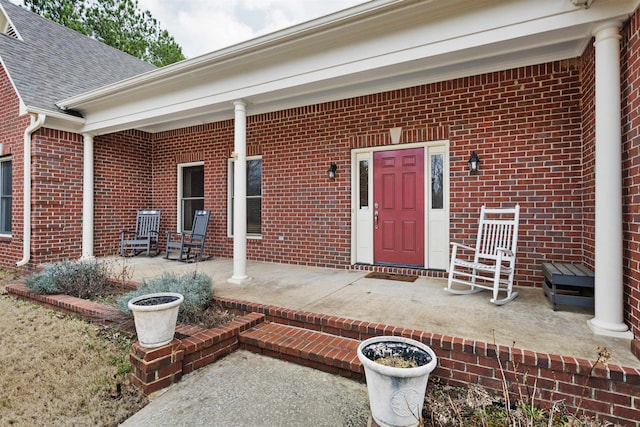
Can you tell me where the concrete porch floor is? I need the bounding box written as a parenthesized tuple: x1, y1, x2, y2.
(108, 255, 639, 368)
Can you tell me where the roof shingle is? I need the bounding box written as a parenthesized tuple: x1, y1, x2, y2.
(0, 0, 156, 115)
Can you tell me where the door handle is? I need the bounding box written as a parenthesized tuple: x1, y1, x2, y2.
(374, 210, 379, 229)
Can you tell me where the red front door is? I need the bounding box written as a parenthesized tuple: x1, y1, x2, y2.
(373, 148, 425, 266)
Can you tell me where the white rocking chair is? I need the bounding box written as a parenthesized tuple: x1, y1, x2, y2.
(445, 205, 520, 305)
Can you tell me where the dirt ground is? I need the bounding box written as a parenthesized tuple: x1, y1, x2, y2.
(0, 271, 147, 426)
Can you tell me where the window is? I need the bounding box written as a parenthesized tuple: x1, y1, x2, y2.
(359, 160, 369, 209)
(431, 154, 444, 209)
(0, 158, 11, 235)
(178, 163, 204, 232)
(229, 156, 262, 236)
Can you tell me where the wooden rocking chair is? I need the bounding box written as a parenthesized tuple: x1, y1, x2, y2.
(444, 205, 520, 305)
(165, 210, 211, 262)
(120, 210, 161, 257)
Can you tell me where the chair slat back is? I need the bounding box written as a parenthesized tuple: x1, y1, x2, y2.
(191, 210, 210, 238)
(474, 206, 520, 263)
(136, 210, 161, 236)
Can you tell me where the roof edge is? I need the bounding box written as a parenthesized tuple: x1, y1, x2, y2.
(25, 106, 86, 133)
(57, 0, 414, 109)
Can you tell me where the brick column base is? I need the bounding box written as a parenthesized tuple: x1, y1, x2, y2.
(130, 340, 184, 395)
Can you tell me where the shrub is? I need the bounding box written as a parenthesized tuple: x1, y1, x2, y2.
(25, 259, 113, 299)
(24, 263, 61, 294)
(115, 271, 213, 324)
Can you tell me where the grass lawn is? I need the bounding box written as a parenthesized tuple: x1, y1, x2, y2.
(0, 271, 147, 426)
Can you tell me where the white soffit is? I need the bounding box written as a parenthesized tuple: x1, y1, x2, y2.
(58, 0, 639, 135)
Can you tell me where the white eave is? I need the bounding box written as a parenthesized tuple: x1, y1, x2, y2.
(57, 0, 639, 136)
(20, 106, 85, 132)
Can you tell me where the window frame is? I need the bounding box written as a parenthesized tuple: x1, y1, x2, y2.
(227, 155, 262, 239)
(176, 161, 204, 233)
(0, 157, 11, 237)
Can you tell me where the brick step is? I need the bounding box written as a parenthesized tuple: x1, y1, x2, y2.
(239, 322, 364, 380)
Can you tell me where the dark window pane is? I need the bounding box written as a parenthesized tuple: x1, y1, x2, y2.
(247, 160, 262, 197)
(183, 165, 204, 198)
(247, 197, 262, 234)
(2, 162, 11, 196)
(182, 199, 205, 231)
(359, 160, 368, 208)
(0, 197, 10, 233)
(431, 154, 443, 210)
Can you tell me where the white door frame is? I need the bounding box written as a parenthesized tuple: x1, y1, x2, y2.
(350, 141, 450, 269)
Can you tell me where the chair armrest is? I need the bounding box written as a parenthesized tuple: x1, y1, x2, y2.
(450, 242, 475, 252)
(496, 247, 514, 256)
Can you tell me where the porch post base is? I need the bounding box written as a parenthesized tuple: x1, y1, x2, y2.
(228, 275, 252, 285)
(588, 318, 634, 339)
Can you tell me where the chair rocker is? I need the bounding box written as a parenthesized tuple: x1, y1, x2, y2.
(120, 210, 161, 257)
(165, 210, 211, 262)
(444, 205, 520, 305)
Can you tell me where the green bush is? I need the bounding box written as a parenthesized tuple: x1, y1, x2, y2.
(115, 271, 213, 323)
(25, 259, 113, 299)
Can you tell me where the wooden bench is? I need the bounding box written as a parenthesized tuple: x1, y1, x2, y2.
(542, 262, 594, 311)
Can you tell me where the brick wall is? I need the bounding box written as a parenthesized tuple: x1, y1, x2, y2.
(150, 61, 584, 288)
(622, 8, 640, 338)
(0, 64, 27, 268)
(581, 35, 596, 275)
(93, 130, 154, 256)
(151, 122, 232, 255)
(30, 129, 84, 263)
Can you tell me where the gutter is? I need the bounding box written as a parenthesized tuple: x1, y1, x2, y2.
(16, 113, 45, 267)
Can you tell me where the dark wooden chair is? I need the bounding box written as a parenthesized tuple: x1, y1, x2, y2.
(120, 210, 161, 257)
(165, 210, 211, 262)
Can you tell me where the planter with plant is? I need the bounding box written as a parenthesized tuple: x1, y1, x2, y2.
(116, 271, 213, 348)
(357, 335, 437, 427)
(126, 292, 183, 348)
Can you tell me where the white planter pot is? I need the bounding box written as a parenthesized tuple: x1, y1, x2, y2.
(357, 336, 437, 427)
(128, 292, 184, 348)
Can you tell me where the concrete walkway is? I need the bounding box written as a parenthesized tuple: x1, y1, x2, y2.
(121, 350, 370, 427)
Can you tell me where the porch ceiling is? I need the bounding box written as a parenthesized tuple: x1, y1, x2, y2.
(56, 0, 639, 136)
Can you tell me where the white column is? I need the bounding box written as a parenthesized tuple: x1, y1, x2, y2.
(229, 100, 252, 284)
(81, 134, 94, 260)
(588, 23, 633, 339)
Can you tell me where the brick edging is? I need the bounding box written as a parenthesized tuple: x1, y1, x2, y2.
(6, 282, 127, 325)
